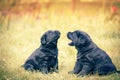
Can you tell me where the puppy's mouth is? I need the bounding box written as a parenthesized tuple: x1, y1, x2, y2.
(46, 35, 60, 47)
(55, 34, 60, 40)
(68, 40, 74, 46)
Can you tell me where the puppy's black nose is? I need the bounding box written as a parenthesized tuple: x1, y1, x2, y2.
(55, 30, 60, 35)
(67, 32, 72, 39)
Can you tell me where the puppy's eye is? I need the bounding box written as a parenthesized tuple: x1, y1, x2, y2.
(72, 34, 77, 39)
(79, 35, 85, 39)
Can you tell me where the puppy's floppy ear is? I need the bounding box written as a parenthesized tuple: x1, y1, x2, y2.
(75, 30, 81, 38)
(75, 30, 86, 46)
(41, 34, 47, 45)
(76, 32, 91, 46)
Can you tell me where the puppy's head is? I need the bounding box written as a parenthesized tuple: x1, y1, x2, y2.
(67, 30, 91, 47)
(41, 30, 60, 47)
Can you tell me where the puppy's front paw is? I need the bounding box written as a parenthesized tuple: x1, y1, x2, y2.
(24, 64, 34, 71)
(77, 73, 86, 77)
(41, 67, 49, 74)
(54, 69, 59, 73)
(68, 71, 75, 74)
(77, 74, 84, 77)
(50, 68, 59, 73)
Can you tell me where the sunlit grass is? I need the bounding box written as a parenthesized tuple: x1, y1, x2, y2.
(0, 11, 120, 80)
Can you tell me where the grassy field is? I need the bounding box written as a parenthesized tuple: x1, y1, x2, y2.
(0, 9, 120, 80)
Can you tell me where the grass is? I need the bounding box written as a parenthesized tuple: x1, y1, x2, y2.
(0, 10, 120, 80)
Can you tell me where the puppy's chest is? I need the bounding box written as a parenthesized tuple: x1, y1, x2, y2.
(38, 48, 58, 61)
(41, 48, 58, 56)
(77, 52, 95, 64)
(36, 54, 57, 63)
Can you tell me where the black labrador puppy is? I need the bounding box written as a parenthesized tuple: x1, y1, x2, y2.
(67, 30, 119, 77)
(23, 30, 60, 74)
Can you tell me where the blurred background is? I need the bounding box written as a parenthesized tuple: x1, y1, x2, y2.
(0, 0, 120, 29)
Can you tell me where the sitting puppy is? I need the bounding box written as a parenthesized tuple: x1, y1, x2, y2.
(23, 30, 60, 74)
(67, 30, 119, 77)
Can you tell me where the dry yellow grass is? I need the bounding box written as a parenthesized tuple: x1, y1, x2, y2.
(0, 12, 120, 80)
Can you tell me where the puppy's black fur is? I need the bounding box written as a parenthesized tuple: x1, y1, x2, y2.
(23, 30, 60, 74)
(67, 30, 119, 77)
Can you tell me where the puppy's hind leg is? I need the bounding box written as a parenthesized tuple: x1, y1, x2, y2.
(97, 66, 117, 76)
(24, 59, 37, 71)
(24, 64, 34, 71)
